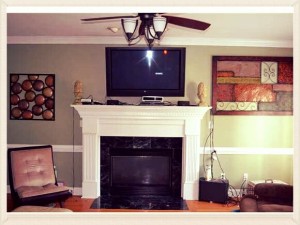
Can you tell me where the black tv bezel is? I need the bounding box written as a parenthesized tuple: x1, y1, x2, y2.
(105, 47, 186, 97)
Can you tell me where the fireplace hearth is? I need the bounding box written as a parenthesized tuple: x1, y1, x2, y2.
(101, 137, 182, 197)
(90, 195, 188, 210)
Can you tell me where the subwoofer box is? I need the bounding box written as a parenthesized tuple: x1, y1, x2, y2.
(199, 177, 229, 204)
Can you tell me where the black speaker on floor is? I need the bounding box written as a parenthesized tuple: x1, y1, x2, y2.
(199, 177, 229, 204)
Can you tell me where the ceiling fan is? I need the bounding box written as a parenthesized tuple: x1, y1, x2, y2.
(81, 13, 211, 48)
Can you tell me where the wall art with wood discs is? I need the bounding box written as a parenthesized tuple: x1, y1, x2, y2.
(10, 74, 55, 120)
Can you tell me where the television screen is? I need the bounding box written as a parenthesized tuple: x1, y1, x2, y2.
(105, 47, 186, 97)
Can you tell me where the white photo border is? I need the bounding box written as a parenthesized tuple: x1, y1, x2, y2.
(1, 1, 299, 225)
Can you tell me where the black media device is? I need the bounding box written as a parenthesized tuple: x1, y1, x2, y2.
(177, 101, 190, 106)
(105, 47, 186, 97)
(199, 177, 229, 204)
(107, 100, 120, 105)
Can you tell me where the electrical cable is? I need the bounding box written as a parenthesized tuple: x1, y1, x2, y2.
(209, 112, 215, 179)
(230, 185, 239, 198)
(208, 113, 226, 178)
(214, 152, 225, 174)
(239, 179, 248, 198)
(72, 108, 75, 194)
(202, 129, 213, 174)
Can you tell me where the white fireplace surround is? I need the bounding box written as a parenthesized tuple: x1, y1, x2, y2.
(72, 105, 211, 200)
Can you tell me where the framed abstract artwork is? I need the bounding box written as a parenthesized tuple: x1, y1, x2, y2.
(212, 56, 293, 115)
(10, 73, 55, 120)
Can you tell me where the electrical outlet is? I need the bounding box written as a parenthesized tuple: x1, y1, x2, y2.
(243, 173, 248, 181)
(221, 172, 226, 180)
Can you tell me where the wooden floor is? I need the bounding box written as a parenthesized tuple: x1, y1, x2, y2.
(7, 195, 240, 212)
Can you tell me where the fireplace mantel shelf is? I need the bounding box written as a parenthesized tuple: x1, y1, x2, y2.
(72, 104, 210, 117)
(72, 104, 211, 200)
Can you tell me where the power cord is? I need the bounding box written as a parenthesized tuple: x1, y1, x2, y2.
(203, 112, 225, 180)
(227, 185, 239, 206)
(239, 179, 249, 199)
(72, 108, 75, 194)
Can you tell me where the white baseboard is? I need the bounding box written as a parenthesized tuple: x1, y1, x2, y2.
(69, 187, 82, 196)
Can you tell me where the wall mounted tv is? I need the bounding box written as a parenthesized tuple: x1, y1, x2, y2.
(105, 47, 186, 97)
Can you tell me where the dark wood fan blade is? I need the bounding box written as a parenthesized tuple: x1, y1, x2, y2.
(81, 15, 138, 22)
(163, 15, 210, 30)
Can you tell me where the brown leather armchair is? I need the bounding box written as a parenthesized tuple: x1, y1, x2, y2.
(239, 183, 293, 212)
(8, 145, 72, 209)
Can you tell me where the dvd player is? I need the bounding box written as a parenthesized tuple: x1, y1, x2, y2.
(139, 102, 165, 106)
(142, 96, 164, 103)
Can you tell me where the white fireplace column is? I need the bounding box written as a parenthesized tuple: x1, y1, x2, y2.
(183, 119, 203, 200)
(72, 105, 211, 200)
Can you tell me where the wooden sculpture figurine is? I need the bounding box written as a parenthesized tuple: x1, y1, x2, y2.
(197, 82, 207, 106)
(73, 80, 83, 104)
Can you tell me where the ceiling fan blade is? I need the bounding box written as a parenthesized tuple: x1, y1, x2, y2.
(81, 15, 138, 22)
(162, 15, 211, 30)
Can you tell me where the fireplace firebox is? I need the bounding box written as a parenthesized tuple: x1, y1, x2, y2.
(110, 148, 172, 196)
(101, 137, 182, 197)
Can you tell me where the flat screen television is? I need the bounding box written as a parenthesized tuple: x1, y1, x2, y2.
(105, 47, 186, 97)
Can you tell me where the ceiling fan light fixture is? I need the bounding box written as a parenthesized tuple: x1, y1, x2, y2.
(153, 17, 167, 39)
(121, 18, 138, 40)
(145, 26, 155, 47)
(145, 26, 155, 40)
(82, 13, 211, 48)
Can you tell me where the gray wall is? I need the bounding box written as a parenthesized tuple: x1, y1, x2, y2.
(7, 44, 293, 146)
(7, 44, 293, 188)
(53, 152, 82, 187)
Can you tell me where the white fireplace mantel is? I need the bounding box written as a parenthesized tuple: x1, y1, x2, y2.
(72, 104, 211, 200)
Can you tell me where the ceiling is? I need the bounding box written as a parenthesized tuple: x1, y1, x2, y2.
(7, 13, 293, 47)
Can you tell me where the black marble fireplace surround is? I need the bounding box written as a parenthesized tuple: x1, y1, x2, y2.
(101, 136, 182, 196)
(91, 136, 187, 210)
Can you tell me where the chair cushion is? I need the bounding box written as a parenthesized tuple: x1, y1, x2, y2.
(12, 205, 72, 212)
(11, 147, 56, 189)
(16, 184, 70, 198)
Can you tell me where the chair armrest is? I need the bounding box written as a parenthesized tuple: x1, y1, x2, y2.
(255, 183, 293, 205)
(240, 195, 259, 212)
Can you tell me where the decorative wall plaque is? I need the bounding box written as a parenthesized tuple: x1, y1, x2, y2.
(10, 74, 55, 120)
(212, 56, 293, 115)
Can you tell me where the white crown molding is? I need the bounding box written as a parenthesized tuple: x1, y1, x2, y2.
(7, 35, 293, 48)
(3, 1, 297, 7)
(6, 6, 295, 13)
